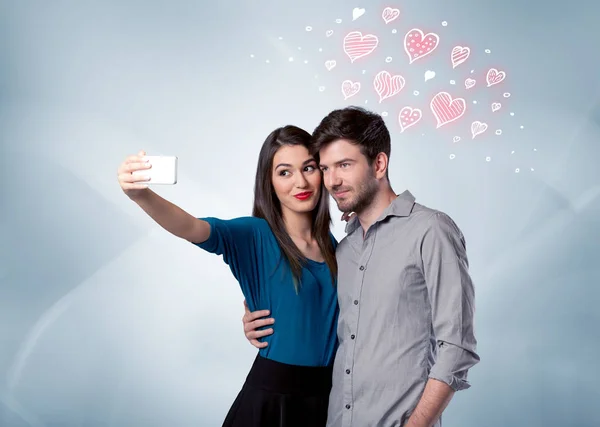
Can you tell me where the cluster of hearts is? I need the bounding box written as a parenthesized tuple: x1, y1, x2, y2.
(339, 66, 505, 139)
(323, 9, 508, 140)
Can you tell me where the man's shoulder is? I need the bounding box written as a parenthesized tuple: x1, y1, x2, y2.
(409, 204, 464, 241)
(411, 202, 453, 222)
(406, 202, 461, 235)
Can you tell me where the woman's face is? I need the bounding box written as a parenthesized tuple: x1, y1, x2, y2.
(271, 144, 322, 215)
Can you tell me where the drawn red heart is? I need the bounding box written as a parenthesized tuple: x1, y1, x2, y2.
(374, 71, 405, 102)
(343, 31, 379, 63)
(430, 92, 466, 128)
(398, 107, 422, 132)
(404, 28, 439, 64)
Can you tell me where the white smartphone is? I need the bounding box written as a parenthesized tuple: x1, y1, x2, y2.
(133, 155, 178, 185)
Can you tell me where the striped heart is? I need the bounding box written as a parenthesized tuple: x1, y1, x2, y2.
(343, 31, 379, 63)
(430, 92, 466, 128)
(451, 46, 470, 68)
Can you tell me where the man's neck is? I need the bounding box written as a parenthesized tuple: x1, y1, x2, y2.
(357, 187, 397, 235)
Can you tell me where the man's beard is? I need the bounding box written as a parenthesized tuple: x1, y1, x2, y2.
(333, 173, 378, 214)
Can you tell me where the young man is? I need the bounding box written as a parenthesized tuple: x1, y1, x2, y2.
(242, 107, 480, 427)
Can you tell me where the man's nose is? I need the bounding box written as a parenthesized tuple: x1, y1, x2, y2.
(325, 170, 342, 189)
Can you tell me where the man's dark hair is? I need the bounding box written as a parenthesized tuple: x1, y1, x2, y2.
(311, 106, 391, 173)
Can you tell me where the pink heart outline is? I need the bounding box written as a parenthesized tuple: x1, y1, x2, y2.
(404, 28, 440, 64)
(430, 92, 466, 128)
(398, 106, 422, 132)
(374, 71, 405, 103)
(343, 31, 379, 63)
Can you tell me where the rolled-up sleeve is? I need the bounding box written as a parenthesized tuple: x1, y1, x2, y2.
(420, 212, 480, 391)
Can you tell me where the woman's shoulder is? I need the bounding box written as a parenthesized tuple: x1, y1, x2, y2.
(202, 216, 272, 239)
(226, 216, 268, 227)
(230, 216, 276, 239)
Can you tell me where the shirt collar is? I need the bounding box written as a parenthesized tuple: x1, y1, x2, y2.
(344, 190, 416, 235)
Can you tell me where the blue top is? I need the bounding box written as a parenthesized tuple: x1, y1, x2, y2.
(194, 216, 339, 367)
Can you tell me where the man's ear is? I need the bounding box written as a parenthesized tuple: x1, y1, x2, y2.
(373, 152, 389, 180)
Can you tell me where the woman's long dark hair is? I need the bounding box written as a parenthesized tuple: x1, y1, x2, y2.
(252, 125, 337, 292)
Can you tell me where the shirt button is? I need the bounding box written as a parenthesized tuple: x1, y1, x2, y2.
(346, 404, 351, 409)
(351, 334, 355, 339)
(346, 369, 351, 374)
(359, 265, 365, 271)
(354, 300, 358, 305)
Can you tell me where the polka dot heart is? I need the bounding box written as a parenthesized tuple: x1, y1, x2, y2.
(404, 28, 440, 64)
(398, 106, 423, 132)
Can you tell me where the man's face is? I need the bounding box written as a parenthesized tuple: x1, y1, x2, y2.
(318, 139, 379, 214)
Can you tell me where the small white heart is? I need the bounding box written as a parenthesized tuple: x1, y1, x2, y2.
(352, 7, 365, 21)
(326, 30, 333, 37)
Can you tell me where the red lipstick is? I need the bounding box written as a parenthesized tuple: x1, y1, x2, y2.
(294, 191, 313, 200)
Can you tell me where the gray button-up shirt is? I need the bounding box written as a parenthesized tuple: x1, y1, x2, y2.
(327, 190, 480, 427)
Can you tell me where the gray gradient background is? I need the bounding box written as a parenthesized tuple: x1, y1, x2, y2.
(1, 0, 599, 426)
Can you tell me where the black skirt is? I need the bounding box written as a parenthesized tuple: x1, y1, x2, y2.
(222, 354, 333, 427)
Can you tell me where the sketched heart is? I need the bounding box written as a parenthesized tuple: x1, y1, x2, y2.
(430, 92, 466, 128)
(343, 31, 379, 62)
(382, 7, 400, 24)
(374, 71, 405, 102)
(342, 80, 361, 99)
(486, 68, 506, 87)
(471, 121, 488, 139)
(451, 46, 470, 68)
(398, 106, 422, 132)
(404, 28, 439, 64)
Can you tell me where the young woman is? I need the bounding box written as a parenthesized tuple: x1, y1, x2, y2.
(116, 125, 339, 427)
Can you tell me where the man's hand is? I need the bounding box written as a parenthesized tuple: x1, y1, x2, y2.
(242, 300, 275, 349)
(404, 379, 454, 427)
